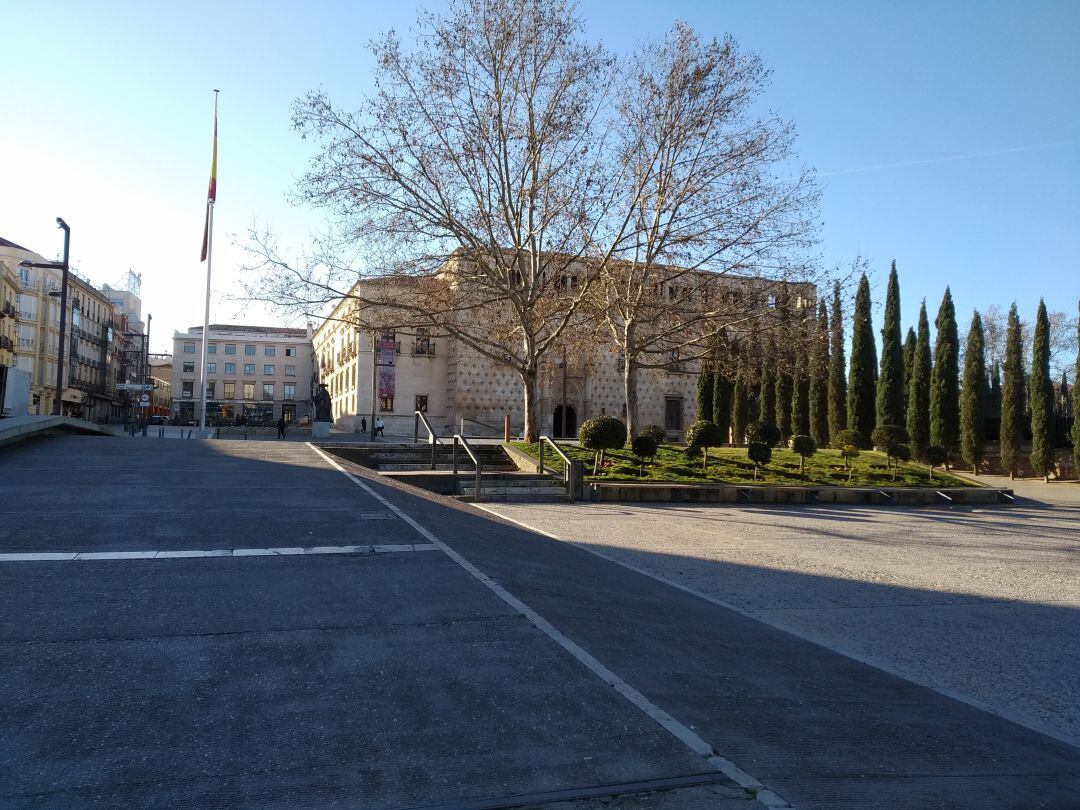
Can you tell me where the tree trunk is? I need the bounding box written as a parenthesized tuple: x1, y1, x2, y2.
(623, 348, 639, 440)
(702, 447, 708, 471)
(521, 365, 540, 443)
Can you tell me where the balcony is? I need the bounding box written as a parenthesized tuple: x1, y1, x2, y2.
(0, 335, 13, 352)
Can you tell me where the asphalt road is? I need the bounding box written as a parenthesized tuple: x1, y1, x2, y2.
(2, 435, 1078, 808)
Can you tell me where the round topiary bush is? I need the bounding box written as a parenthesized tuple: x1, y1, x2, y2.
(579, 415, 628, 474)
(789, 434, 817, 473)
(640, 424, 666, 446)
(686, 420, 725, 471)
(747, 441, 772, 480)
(832, 428, 867, 451)
(631, 434, 658, 477)
(926, 445, 948, 479)
(745, 421, 780, 447)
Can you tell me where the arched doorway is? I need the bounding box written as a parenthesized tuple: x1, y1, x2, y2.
(553, 405, 577, 438)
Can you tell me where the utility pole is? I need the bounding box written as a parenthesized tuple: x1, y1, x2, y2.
(53, 219, 70, 415)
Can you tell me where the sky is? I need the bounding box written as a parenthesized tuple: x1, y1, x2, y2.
(2, 0, 1078, 355)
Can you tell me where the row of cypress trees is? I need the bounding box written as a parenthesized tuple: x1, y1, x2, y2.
(695, 269, 1079, 480)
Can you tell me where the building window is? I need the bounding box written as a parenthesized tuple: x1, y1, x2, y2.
(223, 381, 235, 399)
(380, 396, 393, 412)
(206, 382, 215, 400)
(243, 363, 255, 375)
(208, 343, 217, 354)
(414, 395, 428, 413)
(207, 362, 216, 373)
(243, 382, 255, 400)
(664, 397, 683, 432)
(183, 342, 195, 354)
(224, 344, 236, 355)
(283, 383, 295, 400)
(285, 365, 296, 376)
(262, 383, 274, 401)
(263, 364, 275, 375)
(264, 346, 276, 357)
(413, 328, 434, 355)
(244, 344, 256, 355)
(224, 362, 236, 374)
(285, 346, 296, 357)
(181, 381, 194, 398)
(182, 361, 195, 373)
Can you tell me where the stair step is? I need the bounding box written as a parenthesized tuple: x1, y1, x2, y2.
(378, 463, 519, 472)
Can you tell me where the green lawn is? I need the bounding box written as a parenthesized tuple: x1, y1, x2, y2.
(512, 442, 974, 488)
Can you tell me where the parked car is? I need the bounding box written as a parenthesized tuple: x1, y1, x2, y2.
(148, 415, 165, 425)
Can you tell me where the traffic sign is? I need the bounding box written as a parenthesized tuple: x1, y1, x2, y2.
(140, 394, 150, 405)
(117, 384, 153, 391)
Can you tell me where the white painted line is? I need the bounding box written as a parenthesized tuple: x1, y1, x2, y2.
(0, 544, 438, 563)
(474, 504, 1080, 754)
(305, 442, 790, 808)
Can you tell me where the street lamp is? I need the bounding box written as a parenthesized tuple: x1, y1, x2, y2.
(19, 217, 70, 416)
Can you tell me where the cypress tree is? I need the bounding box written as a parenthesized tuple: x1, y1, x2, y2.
(809, 300, 830, 448)
(960, 310, 987, 472)
(732, 376, 749, 444)
(759, 350, 776, 428)
(712, 372, 732, 443)
(903, 327, 916, 417)
(696, 367, 714, 423)
(907, 301, 932, 461)
(776, 362, 794, 440)
(876, 261, 905, 428)
(1029, 300, 1055, 482)
(847, 273, 877, 446)
(930, 287, 960, 462)
(827, 280, 847, 442)
(999, 304, 1024, 478)
(791, 320, 810, 437)
(1073, 301, 1080, 477)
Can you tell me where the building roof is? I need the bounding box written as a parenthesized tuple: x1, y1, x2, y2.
(0, 236, 31, 251)
(183, 324, 310, 338)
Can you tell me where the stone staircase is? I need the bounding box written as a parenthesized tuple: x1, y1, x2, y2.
(321, 443, 569, 501)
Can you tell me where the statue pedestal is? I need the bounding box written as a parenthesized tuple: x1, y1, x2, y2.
(312, 420, 331, 439)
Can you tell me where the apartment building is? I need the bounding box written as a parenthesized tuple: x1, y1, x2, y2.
(171, 324, 314, 425)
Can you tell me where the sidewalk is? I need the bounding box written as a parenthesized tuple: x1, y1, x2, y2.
(954, 470, 1080, 506)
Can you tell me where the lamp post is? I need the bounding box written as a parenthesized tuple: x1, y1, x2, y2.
(19, 217, 70, 416)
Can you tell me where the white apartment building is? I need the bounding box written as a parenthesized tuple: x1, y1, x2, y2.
(171, 324, 314, 425)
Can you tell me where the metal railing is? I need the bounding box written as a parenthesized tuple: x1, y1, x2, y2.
(452, 434, 484, 501)
(413, 409, 442, 469)
(538, 435, 575, 502)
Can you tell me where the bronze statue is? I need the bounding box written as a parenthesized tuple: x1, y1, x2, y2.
(313, 384, 332, 422)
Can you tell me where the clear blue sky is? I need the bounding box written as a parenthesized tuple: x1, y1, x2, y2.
(2, 0, 1077, 354)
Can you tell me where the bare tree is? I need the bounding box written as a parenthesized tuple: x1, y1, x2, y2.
(242, 0, 634, 441)
(592, 23, 818, 437)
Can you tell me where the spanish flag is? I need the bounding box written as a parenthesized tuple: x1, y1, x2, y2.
(200, 95, 218, 262)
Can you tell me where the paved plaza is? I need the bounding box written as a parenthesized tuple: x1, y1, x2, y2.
(1, 435, 1078, 808)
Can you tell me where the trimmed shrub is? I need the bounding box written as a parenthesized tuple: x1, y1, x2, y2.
(745, 420, 781, 447)
(832, 428, 866, 454)
(747, 442, 772, 480)
(686, 420, 725, 471)
(631, 434, 658, 477)
(641, 424, 666, 446)
(841, 444, 860, 481)
(789, 434, 817, 474)
(926, 445, 948, 480)
(579, 415, 628, 475)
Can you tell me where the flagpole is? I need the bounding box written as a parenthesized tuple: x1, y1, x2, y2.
(198, 89, 219, 434)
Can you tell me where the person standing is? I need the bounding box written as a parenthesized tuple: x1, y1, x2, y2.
(277, 416, 286, 439)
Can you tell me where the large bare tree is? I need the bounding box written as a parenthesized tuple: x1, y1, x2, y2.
(592, 23, 819, 437)
(244, 0, 637, 441)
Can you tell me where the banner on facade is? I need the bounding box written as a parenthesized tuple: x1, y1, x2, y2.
(378, 368, 396, 399)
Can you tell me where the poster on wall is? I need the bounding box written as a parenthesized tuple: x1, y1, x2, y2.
(377, 338, 397, 399)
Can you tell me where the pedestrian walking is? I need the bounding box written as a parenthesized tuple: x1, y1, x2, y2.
(374, 416, 384, 437)
(360, 416, 367, 434)
(277, 416, 286, 439)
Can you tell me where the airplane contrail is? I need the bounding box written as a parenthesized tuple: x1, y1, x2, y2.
(818, 139, 1079, 178)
